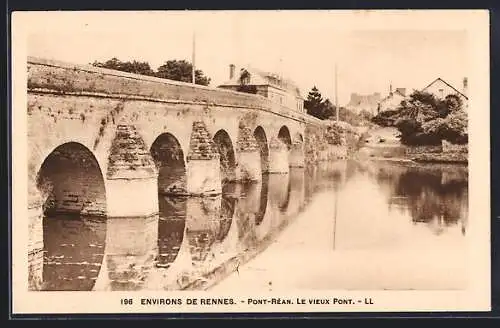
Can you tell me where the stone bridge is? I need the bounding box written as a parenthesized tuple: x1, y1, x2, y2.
(26, 57, 349, 289)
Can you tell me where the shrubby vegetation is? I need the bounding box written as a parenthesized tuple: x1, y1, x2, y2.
(371, 90, 468, 145)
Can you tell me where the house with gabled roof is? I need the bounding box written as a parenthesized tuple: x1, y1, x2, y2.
(422, 77, 468, 103)
(377, 85, 407, 114)
(377, 77, 469, 114)
(218, 64, 305, 113)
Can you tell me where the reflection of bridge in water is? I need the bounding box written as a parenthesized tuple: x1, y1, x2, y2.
(35, 166, 322, 291)
(33, 159, 469, 291)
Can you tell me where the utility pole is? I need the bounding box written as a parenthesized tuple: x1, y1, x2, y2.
(335, 63, 339, 122)
(192, 31, 196, 84)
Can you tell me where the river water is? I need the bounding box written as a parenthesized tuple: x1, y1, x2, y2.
(39, 159, 468, 291)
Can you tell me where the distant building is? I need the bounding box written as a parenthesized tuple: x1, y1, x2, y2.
(218, 64, 305, 113)
(377, 85, 407, 114)
(421, 77, 468, 105)
(345, 92, 381, 115)
(376, 77, 468, 114)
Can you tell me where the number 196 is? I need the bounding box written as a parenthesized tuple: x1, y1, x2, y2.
(121, 298, 133, 305)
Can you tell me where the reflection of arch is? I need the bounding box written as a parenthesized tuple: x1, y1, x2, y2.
(213, 130, 237, 183)
(279, 175, 292, 212)
(36, 142, 107, 216)
(157, 196, 187, 268)
(253, 126, 269, 173)
(150, 133, 187, 195)
(286, 167, 306, 215)
(42, 215, 106, 290)
(255, 174, 269, 225)
(268, 174, 291, 212)
(216, 216, 233, 242)
(221, 183, 237, 221)
(278, 126, 292, 150)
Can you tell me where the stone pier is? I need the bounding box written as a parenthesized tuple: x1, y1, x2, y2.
(236, 124, 262, 182)
(289, 142, 305, 167)
(106, 124, 158, 218)
(268, 137, 289, 174)
(186, 121, 222, 195)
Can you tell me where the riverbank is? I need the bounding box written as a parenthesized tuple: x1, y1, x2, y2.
(357, 127, 468, 164)
(356, 146, 468, 164)
(411, 152, 468, 164)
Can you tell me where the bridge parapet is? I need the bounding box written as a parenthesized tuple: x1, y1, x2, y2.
(27, 57, 317, 126)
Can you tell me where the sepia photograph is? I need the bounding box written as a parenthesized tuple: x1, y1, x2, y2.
(11, 9, 490, 314)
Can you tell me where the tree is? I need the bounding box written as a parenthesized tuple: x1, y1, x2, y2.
(371, 109, 400, 127)
(304, 86, 366, 124)
(359, 109, 374, 121)
(380, 90, 468, 145)
(320, 99, 336, 120)
(92, 58, 212, 86)
(92, 58, 155, 76)
(156, 60, 211, 86)
(338, 107, 363, 126)
(304, 86, 325, 119)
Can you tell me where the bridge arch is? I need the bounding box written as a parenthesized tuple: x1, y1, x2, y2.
(36, 142, 107, 216)
(213, 129, 237, 183)
(278, 125, 292, 150)
(150, 133, 187, 195)
(253, 126, 269, 173)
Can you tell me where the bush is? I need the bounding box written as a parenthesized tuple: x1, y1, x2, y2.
(377, 91, 468, 146)
(371, 109, 400, 127)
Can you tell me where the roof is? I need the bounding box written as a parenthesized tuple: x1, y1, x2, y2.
(422, 77, 468, 100)
(379, 89, 406, 104)
(218, 66, 303, 99)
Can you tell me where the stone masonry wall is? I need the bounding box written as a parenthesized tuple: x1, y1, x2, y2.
(107, 124, 157, 179)
(236, 124, 259, 153)
(405, 145, 443, 155)
(304, 124, 329, 164)
(442, 140, 468, 153)
(28, 57, 309, 124)
(187, 121, 219, 161)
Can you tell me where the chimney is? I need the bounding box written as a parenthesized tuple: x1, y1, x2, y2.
(389, 83, 393, 95)
(229, 64, 235, 79)
(463, 77, 468, 97)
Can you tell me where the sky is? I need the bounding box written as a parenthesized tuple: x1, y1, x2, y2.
(24, 11, 469, 106)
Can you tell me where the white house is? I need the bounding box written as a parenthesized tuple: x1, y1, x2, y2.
(377, 86, 407, 113)
(422, 77, 468, 104)
(218, 64, 305, 113)
(376, 78, 468, 114)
